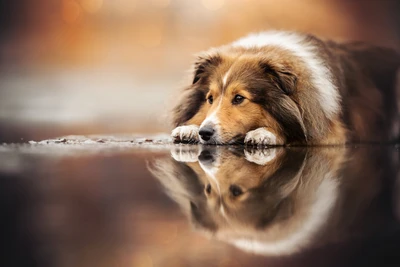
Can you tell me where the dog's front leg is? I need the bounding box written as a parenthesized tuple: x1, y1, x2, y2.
(244, 127, 283, 146)
(171, 125, 200, 143)
(170, 145, 201, 162)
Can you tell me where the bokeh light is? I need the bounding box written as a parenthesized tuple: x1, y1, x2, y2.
(132, 252, 154, 267)
(80, 0, 103, 14)
(201, 0, 225, 11)
(138, 24, 163, 48)
(151, 0, 171, 9)
(62, 0, 81, 24)
(112, 0, 137, 16)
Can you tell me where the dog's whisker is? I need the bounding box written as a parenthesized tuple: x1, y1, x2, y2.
(212, 137, 217, 145)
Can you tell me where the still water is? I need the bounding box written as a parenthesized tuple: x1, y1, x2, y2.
(1, 140, 400, 267)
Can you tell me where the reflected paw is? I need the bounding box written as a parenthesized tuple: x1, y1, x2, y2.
(171, 146, 200, 162)
(244, 148, 277, 165)
(171, 125, 199, 143)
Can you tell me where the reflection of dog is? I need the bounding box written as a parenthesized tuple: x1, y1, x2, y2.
(150, 146, 351, 255)
(171, 31, 400, 145)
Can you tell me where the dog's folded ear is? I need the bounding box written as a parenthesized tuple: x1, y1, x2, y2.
(275, 70, 297, 95)
(172, 54, 222, 127)
(260, 62, 297, 95)
(190, 201, 218, 231)
(193, 54, 222, 84)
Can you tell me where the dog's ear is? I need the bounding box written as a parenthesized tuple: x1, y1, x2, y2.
(190, 201, 218, 231)
(256, 197, 293, 228)
(193, 54, 222, 84)
(260, 62, 297, 95)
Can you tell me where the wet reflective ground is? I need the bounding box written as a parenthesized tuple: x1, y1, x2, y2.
(1, 139, 400, 267)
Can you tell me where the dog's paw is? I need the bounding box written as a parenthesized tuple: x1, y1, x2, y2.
(244, 148, 277, 165)
(171, 125, 199, 143)
(171, 146, 200, 162)
(244, 128, 277, 146)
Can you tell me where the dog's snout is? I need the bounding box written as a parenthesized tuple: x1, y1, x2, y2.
(199, 126, 215, 141)
(199, 150, 214, 164)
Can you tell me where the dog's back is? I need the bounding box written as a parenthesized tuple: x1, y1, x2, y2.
(327, 42, 400, 142)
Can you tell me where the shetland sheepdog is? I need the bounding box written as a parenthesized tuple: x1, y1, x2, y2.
(171, 31, 400, 145)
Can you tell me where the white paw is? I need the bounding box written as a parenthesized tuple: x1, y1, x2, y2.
(244, 148, 277, 165)
(171, 125, 199, 143)
(244, 128, 277, 146)
(171, 146, 200, 162)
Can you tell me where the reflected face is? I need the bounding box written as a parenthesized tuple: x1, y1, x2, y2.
(198, 148, 284, 223)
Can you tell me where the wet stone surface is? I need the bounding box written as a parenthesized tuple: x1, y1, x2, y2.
(1, 135, 400, 267)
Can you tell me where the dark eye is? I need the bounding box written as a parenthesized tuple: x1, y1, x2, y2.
(207, 95, 213, 104)
(232, 94, 245, 105)
(229, 185, 243, 197)
(205, 184, 211, 194)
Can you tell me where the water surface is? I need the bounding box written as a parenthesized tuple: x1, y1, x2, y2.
(1, 141, 400, 267)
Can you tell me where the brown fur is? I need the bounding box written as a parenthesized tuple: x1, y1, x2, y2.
(172, 32, 400, 145)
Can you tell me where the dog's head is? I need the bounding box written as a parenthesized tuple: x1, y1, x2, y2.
(187, 51, 305, 145)
(173, 32, 342, 144)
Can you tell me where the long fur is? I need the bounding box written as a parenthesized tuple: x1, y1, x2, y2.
(172, 31, 400, 145)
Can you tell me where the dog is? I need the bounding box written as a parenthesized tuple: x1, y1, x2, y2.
(171, 31, 400, 145)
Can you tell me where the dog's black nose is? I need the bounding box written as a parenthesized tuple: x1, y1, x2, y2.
(198, 150, 214, 164)
(199, 126, 215, 141)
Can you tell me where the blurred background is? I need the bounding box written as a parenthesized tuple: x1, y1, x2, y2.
(0, 0, 399, 143)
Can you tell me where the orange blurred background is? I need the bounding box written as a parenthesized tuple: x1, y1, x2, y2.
(0, 0, 399, 142)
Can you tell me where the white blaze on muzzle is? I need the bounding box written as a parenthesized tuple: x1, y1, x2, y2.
(199, 96, 224, 143)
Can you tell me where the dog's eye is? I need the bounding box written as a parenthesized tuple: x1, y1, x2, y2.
(207, 95, 213, 104)
(205, 184, 212, 194)
(232, 94, 245, 105)
(229, 185, 243, 197)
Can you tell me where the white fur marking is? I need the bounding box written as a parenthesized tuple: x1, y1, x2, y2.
(231, 175, 338, 255)
(244, 148, 277, 165)
(200, 97, 223, 143)
(170, 146, 200, 163)
(198, 152, 220, 177)
(220, 204, 226, 217)
(199, 158, 222, 196)
(232, 31, 340, 118)
(222, 69, 232, 87)
(199, 154, 230, 218)
(244, 128, 277, 145)
(171, 125, 199, 142)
